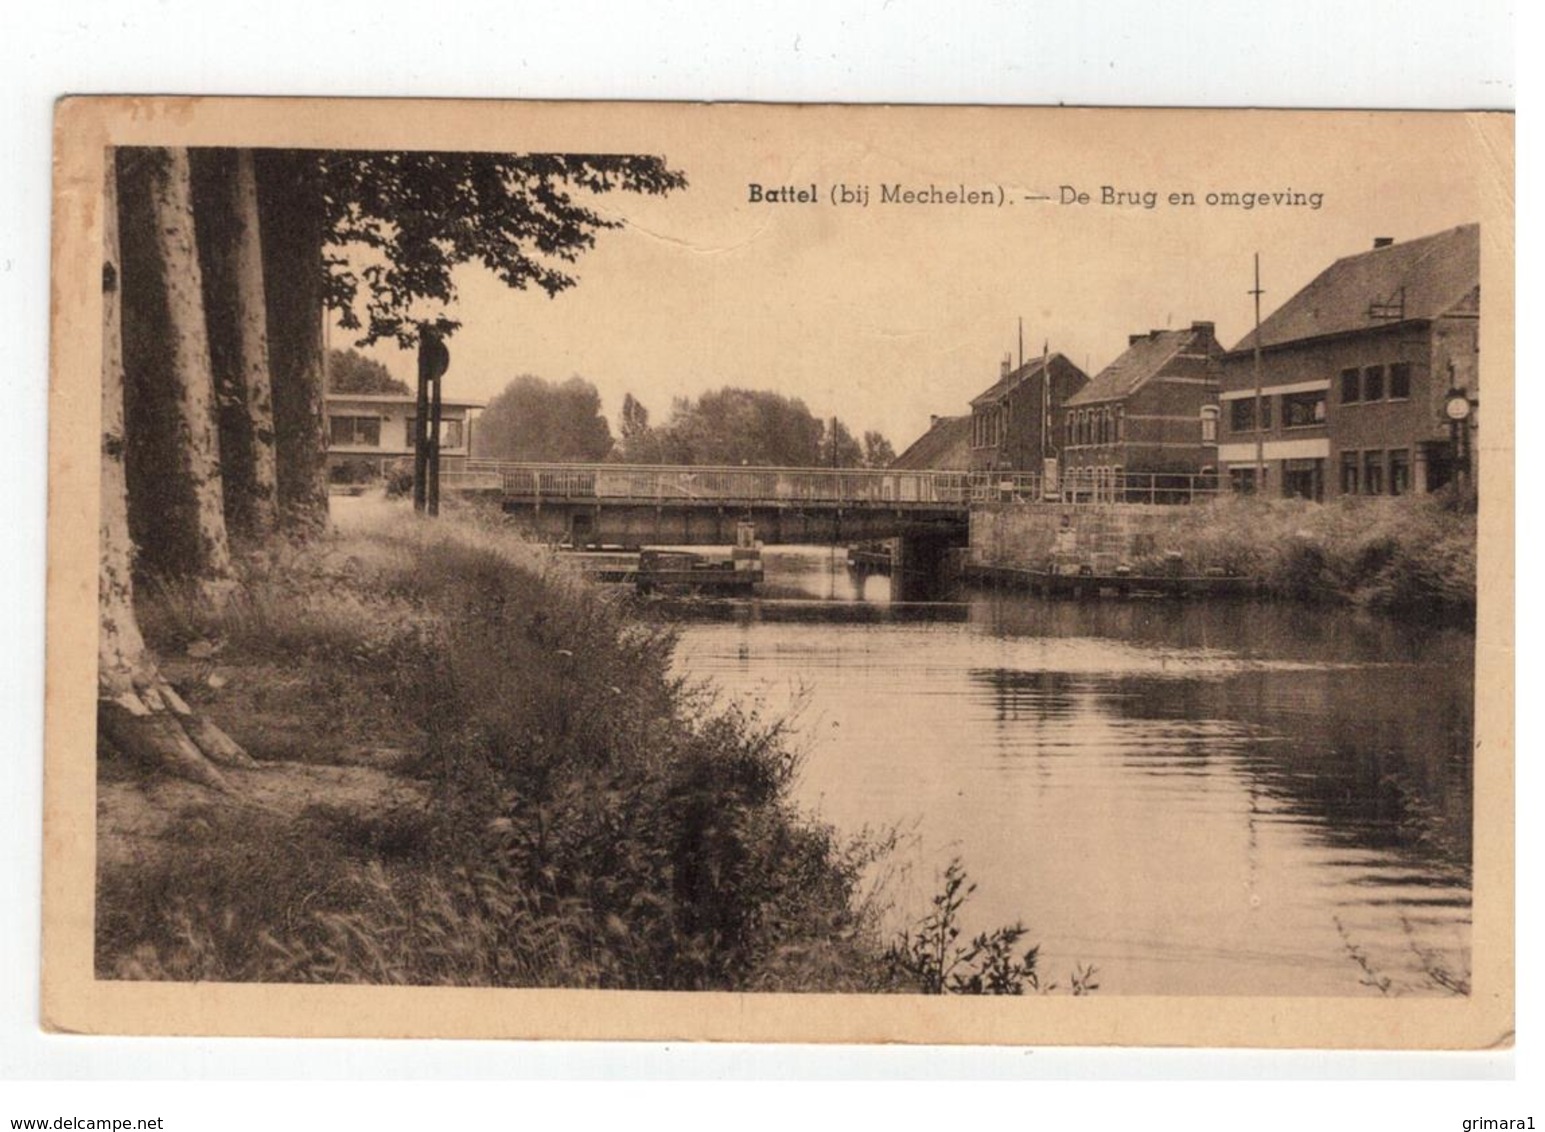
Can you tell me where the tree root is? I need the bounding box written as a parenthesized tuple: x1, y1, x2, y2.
(98, 677, 254, 792)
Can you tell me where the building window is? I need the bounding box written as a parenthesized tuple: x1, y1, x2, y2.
(1116, 408, 1125, 441)
(1363, 365, 1385, 401)
(1282, 390, 1326, 429)
(1230, 399, 1255, 432)
(1363, 449, 1384, 495)
(1340, 368, 1361, 404)
(1340, 450, 1359, 495)
(1261, 396, 1273, 430)
(1389, 362, 1412, 400)
(1229, 466, 1258, 495)
(1283, 458, 1323, 501)
(405, 417, 465, 449)
(1389, 448, 1410, 495)
(1066, 414, 1075, 448)
(329, 415, 381, 447)
(1200, 405, 1219, 442)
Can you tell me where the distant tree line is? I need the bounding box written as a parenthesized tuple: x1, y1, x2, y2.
(474, 378, 896, 470)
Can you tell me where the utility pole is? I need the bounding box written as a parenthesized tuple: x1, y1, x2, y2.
(414, 327, 450, 515)
(1250, 253, 1266, 495)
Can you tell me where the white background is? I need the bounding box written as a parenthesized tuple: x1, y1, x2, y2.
(0, 0, 1529, 1125)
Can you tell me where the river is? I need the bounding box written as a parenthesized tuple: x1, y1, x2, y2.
(665, 545, 1474, 996)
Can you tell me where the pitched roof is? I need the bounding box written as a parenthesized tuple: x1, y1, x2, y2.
(969, 354, 1058, 407)
(1064, 327, 1195, 407)
(1230, 223, 1479, 354)
(891, 415, 972, 470)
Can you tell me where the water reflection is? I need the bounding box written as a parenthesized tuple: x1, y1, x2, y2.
(665, 549, 1474, 996)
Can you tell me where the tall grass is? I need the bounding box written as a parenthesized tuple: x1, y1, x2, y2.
(1137, 492, 1476, 614)
(102, 508, 887, 990)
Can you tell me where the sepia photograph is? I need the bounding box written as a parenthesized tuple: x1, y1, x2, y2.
(42, 99, 1513, 1046)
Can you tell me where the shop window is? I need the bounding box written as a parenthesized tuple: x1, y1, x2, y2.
(1340, 451, 1359, 495)
(1389, 363, 1412, 400)
(329, 415, 381, 447)
(1363, 450, 1384, 494)
(1340, 368, 1361, 404)
(1282, 390, 1326, 429)
(1389, 449, 1410, 495)
(1363, 365, 1385, 401)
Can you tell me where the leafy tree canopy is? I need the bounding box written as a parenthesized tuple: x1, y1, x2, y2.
(862, 430, 897, 469)
(326, 347, 409, 395)
(312, 151, 688, 347)
(614, 387, 892, 470)
(474, 375, 615, 463)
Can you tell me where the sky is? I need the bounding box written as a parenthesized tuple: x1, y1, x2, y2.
(327, 108, 1503, 455)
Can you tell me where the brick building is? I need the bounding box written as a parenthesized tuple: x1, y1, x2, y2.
(1219, 224, 1480, 500)
(1056, 321, 1224, 497)
(967, 352, 1088, 473)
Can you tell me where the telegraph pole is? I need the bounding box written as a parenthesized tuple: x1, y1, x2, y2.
(1250, 253, 1265, 494)
(414, 326, 451, 515)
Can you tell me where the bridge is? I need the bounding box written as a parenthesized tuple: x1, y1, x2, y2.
(442, 461, 1016, 545)
(445, 461, 1219, 537)
(441, 461, 1219, 599)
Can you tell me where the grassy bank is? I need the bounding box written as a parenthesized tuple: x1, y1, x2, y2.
(100, 500, 1060, 993)
(101, 502, 883, 989)
(1135, 492, 1477, 615)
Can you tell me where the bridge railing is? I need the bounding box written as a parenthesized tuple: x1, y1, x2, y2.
(450, 462, 1223, 507)
(1055, 470, 1223, 505)
(459, 461, 976, 505)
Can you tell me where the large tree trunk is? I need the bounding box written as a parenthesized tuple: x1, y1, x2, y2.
(116, 147, 237, 586)
(100, 153, 253, 790)
(190, 148, 279, 543)
(253, 149, 330, 532)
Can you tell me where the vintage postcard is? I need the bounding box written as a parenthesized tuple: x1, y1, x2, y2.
(44, 98, 1513, 1046)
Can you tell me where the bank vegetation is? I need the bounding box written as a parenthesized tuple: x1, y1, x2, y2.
(98, 504, 1063, 994)
(1140, 490, 1477, 615)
